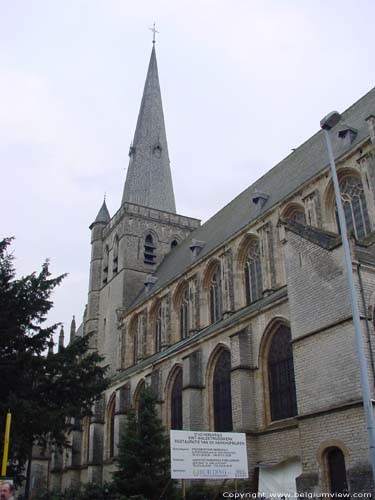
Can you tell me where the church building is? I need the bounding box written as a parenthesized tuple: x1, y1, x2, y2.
(48, 41, 375, 495)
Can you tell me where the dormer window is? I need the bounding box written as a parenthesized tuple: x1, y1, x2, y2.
(144, 234, 156, 264)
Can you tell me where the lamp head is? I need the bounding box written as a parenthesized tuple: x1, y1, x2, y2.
(320, 111, 341, 131)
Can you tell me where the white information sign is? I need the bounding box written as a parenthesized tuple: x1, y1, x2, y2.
(170, 430, 248, 479)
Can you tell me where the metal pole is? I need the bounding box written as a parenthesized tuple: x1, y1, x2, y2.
(1, 410, 11, 476)
(324, 128, 375, 482)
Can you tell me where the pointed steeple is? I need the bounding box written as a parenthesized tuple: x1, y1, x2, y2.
(90, 198, 110, 229)
(121, 45, 176, 213)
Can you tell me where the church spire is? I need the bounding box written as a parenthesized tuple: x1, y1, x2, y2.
(121, 44, 176, 213)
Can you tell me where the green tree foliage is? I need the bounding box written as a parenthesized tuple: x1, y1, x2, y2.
(113, 386, 171, 500)
(0, 238, 108, 483)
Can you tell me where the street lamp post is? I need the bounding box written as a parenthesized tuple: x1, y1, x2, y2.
(321, 111, 375, 483)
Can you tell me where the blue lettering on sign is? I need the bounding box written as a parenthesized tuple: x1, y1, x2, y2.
(193, 469, 227, 476)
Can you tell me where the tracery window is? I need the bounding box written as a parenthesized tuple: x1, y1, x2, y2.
(268, 325, 297, 421)
(209, 265, 222, 323)
(144, 233, 156, 264)
(180, 285, 189, 339)
(113, 235, 119, 273)
(171, 369, 183, 430)
(213, 350, 233, 432)
(155, 305, 162, 353)
(339, 176, 371, 240)
(325, 447, 348, 494)
(244, 240, 263, 305)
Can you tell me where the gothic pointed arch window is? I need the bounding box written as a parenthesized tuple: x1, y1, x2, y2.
(171, 369, 183, 430)
(209, 263, 222, 323)
(113, 235, 119, 273)
(267, 325, 297, 421)
(179, 285, 189, 339)
(339, 175, 371, 240)
(213, 350, 233, 432)
(144, 233, 156, 264)
(107, 395, 116, 459)
(154, 304, 162, 353)
(325, 447, 349, 494)
(244, 239, 263, 305)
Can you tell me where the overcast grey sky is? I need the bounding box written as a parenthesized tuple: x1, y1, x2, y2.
(2, 0, 375, 342)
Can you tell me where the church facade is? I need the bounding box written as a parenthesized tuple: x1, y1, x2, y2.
(49, 44, 375, 495)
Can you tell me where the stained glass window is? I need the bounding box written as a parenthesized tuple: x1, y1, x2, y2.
(171, 369, 183, 430)
(213, 350, 233, 432)
(268, 326, 297, 421)
(340, 176, 371, 240)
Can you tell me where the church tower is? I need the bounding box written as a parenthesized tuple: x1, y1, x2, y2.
(85, 42, 200, 374)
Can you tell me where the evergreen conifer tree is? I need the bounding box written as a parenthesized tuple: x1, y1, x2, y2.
(113, 386, 171, 500)
(0, 238, 108, 494)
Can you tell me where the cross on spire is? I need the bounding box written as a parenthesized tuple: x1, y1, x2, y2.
(149, 22, 159, 44)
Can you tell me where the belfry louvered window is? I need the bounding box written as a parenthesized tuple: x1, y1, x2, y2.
(213, 350, 233, 432)
(180, 286, 189, 339)
(144, 234, 156, 264)
(268, 325, 297, 421)
(209, 266, 222, 323)
(244, 240, 263, 305)
(171, 369, 183, 430)
(339, 176, 371, 240)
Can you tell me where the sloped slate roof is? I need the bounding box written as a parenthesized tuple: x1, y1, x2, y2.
(131, 87, 375, 310)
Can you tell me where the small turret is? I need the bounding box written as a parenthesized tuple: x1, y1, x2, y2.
(70, 315, 76, 343)
(58, 325, 65, 352)
(48, 338, 54, 356)
(90, 199, 110, 229)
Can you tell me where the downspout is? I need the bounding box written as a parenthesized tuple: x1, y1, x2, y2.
(357, 263, 375, 388)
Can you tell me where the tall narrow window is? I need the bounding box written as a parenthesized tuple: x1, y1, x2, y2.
(339, 176, 371, 240)
(244, 240, 263, 305)
(180, 286, 189, 339)
(171, 369, 183, 430)
(132, 319, 138, 365)
(82, 416, 90, 465)
(209, 265, 222, 323)
(155, 305, 162, 353)
(326, 447, 348, 494)
(108, 397, 116, 459)
(103, 245, 109, 284)
(213, 350, 233, 432)
(113, 235, 119, 273)
(144, 234, 156, 264)
(268, 325, 297, 421)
